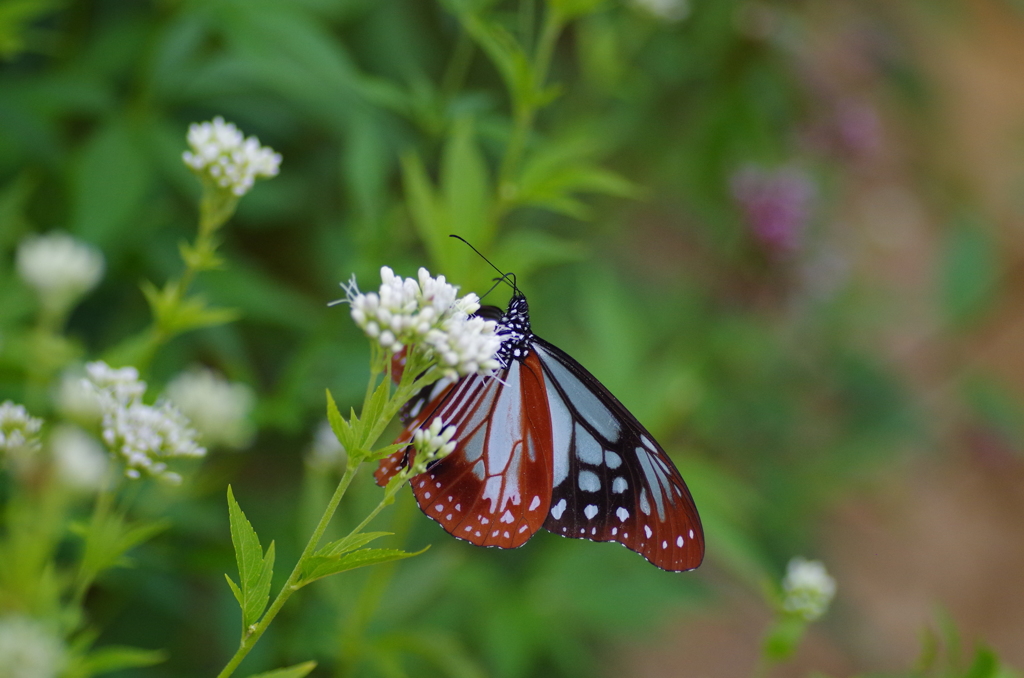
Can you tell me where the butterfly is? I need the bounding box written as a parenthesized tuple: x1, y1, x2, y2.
(375, 287, 704, 572)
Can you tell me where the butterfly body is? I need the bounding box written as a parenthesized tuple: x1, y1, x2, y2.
(375, 291, 704, 571)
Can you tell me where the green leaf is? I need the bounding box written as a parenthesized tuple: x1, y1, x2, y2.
(77, 515, 170, 587)
(79, 646, 167, 674)
(70, 117, 153, 249)
(964, 647, 999, 678)
(548, 0, 606, 21)
(225, 574, 243, 608)
(401, 151, 446, 270)
(326, 389, 357, 454)
(315, 531, 393, 558)
(367, 441, 409, 462)
(516, 141, 638, 219)
(359, 376, 392, 450)
(458, 12, 534, 112)
(0, 0, 61, 59)
(441, 116, 491, 250)
(941, 216, 999, 328)
(227, 486, 275, 628)
(491, 229, 587, 280)
(243, 661, 318, 678)
(299, 546, 427, 585)
(762, 614, 807, 661)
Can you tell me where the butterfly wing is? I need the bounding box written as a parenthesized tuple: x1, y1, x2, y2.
(375, 353, 555, 548)
(532, 338, 705, 572)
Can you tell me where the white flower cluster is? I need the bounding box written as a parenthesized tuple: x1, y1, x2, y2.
(16, 232, 104, 316)
(164, 368, 255, 450)
(0, 615, 65, 678)
(0, 401, 43, 456)
(343, 267, 504, 378)
(411, 417, 457, 473)
(85, 361, 206, 483)
(781, 557, 836, 621)
(182, 116, 281, 197)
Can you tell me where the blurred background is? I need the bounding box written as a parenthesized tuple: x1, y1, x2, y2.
(2, 0, 1024, 676)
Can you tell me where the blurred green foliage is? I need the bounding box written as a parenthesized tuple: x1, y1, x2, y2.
(0, 0, 994, 676)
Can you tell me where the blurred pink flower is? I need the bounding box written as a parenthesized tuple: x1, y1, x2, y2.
(730, 165, 815, 255)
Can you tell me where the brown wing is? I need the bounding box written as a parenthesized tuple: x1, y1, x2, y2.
(375, 353, 554, 548)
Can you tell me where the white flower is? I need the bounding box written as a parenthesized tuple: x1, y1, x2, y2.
(411, 417, 457, 474)
(49, 425, 108, 492)
(424, 314, 503, 379)
(0, 401, 43, 456)
(182, 116, 281, 197)
(781, 557, 836, 621)
(164, 368, 255, 449)
(84, 361, 146, 409)
(306, 419, 346, 471)
(632, 0, 690, 22)
(0, 615, 65, 678)
(341, 266, 503, 377)
(16, 232, 104, 316)
(54, 369, 104, 426)
(84, 361, 206, 483)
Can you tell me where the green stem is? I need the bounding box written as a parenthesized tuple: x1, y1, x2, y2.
(496, 7, 565, 212)
(441, 29, 475, 101)
(216, 459, 362, 678)
(71, 482, 116, 607)
(216, 353, 435, 677)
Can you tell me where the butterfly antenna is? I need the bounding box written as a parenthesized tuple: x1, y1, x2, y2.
(448, 234, 519, 295)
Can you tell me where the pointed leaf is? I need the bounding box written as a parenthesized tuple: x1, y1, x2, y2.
(358, 376, 392, 450)
(326, 389, 356, 454)
(367, 441, 409, 462)
(441, 116, 490, 248)
(80, 646, 167, 674)
(243, 661, 317, 678)
(252, 541, 275, 625)
(315, 531, 393, 558)
(401, 151, 447, 271)
(300, 546, 428, 585)
(225, 574, 243, 608)
(227, 486, 272, 628)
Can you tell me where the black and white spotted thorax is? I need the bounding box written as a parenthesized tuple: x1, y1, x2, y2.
(494, 293, 533, 367)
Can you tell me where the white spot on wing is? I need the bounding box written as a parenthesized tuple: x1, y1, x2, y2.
(604, 451, 622, 469)
(482, 476, 502, 513)
(612, 477, 627, 494)
(574, 423, 602, 464)
(550, 498, 567, 520)
(616, 507, 629, 522)
(501, 510, 514, 524)
(676, 536, 684, 547)
(578, 470, 600, 492)
(529, 495, 541, 511)
(584, 504, 598, 520)
(644, 525, 653, 539)
(639, 488, 651, 515)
